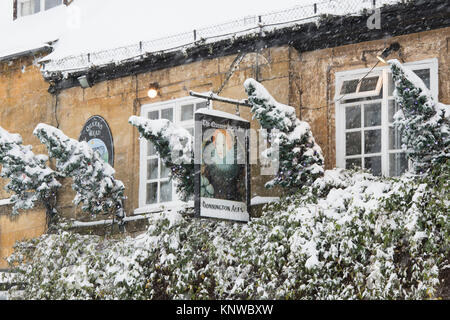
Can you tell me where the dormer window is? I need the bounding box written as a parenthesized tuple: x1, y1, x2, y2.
(15, 0, 63, 19)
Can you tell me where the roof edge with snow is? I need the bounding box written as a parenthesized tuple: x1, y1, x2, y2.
(34, 0, 450, 92)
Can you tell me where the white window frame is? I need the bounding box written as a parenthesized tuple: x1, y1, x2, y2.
(335, 58, 438, 176)
(17, 0, 63, 18)
(338, 75, 383, 100)
(135, 96, 209, 214)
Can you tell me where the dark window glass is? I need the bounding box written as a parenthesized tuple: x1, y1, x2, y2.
(413, 69, 430, 89)
(365, 156, 382, 176)
(359, 76, 379, 92)
(346, 158, 362, 170)
(341, 79, 359, 94)
(364, 130, 381, 154)
(345, 105, 361, 129)
(364, 103, 381, 127)
(346, 132, 361, 156)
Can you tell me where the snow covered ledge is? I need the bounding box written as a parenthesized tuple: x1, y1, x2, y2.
(0, 198, 12, 207)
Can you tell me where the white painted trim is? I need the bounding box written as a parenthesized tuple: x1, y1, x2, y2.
(0, 198, 12, 206)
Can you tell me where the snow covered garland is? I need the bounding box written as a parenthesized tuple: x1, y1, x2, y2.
(389, 59, 449, 174)
(244, 78, 324, 189)
(0, 127, 60, 217)
(33, 124, 126, 223)
(0, 124, 125, 223)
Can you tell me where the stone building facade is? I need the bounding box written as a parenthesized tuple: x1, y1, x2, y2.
(1, 0, 449, 268)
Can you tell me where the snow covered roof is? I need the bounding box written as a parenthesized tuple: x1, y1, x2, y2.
(0, 4, 68, 61)
(0, 0, 402, 73)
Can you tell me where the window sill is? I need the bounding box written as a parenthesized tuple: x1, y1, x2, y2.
(133, 201, 194, 215)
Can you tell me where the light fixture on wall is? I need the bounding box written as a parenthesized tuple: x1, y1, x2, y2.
(377, 42, 401, 64)
(148, 82, 160, 99)
(77, 75, 92, 88)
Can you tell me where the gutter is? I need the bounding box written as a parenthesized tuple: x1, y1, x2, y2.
(0, 46, 52, 63)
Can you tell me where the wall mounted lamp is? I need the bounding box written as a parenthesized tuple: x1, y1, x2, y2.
(148, 82, 160, 99)
(376, 42, 401, 64)
(77, 75, 92, 89)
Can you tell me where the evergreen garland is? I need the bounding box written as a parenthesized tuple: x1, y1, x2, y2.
(129, 116, 194, 201)
(390, 59, 450, 174)
(33, 124, 126, 223)
(0, 126, 60, 218)
(244, 78, 324, 190)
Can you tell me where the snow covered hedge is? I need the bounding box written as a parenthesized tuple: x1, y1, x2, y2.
(7, 160, 449, 300)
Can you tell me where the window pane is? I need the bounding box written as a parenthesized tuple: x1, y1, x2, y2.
(365, 156, 382, 176)
(148, 141, 157, 156)
(45, 0, 62, 10)
(345, 105, 361, 129)
(341, 79, 359, 94)
(364, 130, 381, 154)
(359, 76, 379, 92)
(388, 100, 400, 123)
(160, 181, 172, 203)
(147, 158, 158, 180)
(160, 160, 170, 179)
(389, 153, 408, 177)
(196, 101, 207, 110)
(346, 158, 362, 170)
(181, 104, 194, 121)
(389, 126, 403, 150)
(364, 103, 381, 127)
(346, 132, 361, 156)
(161, 108, 173, 121)
(148, 111, 159, 120)
(413, 69, 430, 89)
(187, 127, 194, 137)
(146, 183, 158, 205)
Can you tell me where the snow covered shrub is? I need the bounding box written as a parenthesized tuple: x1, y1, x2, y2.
(8, 161, 448, 300)
(33, 124, 126, 222)
(390, 59, 450, 174)
(244, 78, 324, 190)
(0, 126, 60, 217)
(129, 116, 194, 201)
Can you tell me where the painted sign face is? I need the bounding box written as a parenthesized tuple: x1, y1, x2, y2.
(195, 109, 250, 222)
(79, 116, 114, 167)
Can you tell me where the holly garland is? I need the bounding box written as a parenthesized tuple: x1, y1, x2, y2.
(33, 124, 126, 223)
(0, 126, 61, 218)
(244, 78, 324, 191)
(390, 59, 449, 175)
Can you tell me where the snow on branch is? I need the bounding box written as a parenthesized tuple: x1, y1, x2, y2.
(0, 126, 61, 216)
(389, 59, 449, 174)
(33, 124, 125, 221)
(129, 116, 195, 201)
(244, 78, 324, 190)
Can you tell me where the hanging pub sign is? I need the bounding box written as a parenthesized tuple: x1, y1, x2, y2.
(79, 115, 114, 167)
(194, 108, 250, 222)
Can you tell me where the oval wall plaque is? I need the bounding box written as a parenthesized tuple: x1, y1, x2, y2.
(79, 115, 114, 167)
